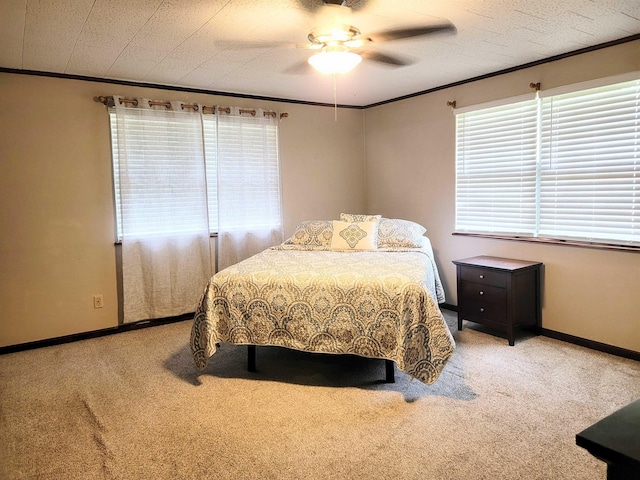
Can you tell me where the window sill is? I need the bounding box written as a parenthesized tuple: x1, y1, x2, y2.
(114, 232, 218, 246)
(452, 232, 640, 253)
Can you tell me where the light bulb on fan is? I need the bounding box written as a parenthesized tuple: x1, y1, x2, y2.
(308, 45, 362, 75)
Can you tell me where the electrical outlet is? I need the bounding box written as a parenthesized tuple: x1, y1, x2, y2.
(93, 294, 104, 309)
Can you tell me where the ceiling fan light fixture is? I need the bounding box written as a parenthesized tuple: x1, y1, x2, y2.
(308, 49, 362, 75)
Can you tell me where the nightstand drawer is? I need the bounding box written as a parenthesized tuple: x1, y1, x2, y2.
(459, 266, 507, 288)
(459, 300, 507, 323)
(459, 281, 506, 304)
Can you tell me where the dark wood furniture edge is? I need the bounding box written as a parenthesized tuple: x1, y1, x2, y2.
(576, 398, 640, 479)
(576, 435, 634, 467)
(453, 255, 543, 271)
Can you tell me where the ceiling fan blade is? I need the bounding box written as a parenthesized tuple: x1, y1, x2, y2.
(360, 50, 413, 67)
(367, 23, 456, 43)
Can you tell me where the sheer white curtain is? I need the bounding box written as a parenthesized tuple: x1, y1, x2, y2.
(215, 108, 283, 270)
(112, 97, 212, 323)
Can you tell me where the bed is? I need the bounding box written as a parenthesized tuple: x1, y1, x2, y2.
(190, 217, 455, 385)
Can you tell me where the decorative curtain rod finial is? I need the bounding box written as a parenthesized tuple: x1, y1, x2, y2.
(447, 101, 456, 108)
(95, 95, 115, 107)
(530, 82, 541, 91)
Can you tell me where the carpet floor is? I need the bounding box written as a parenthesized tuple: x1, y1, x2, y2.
(1, 310, 639, 480)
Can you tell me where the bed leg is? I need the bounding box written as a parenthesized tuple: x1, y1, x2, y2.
(247, 345, 256, 372)
(385, 359, 395, 383)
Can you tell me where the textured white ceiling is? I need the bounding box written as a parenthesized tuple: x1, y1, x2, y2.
(1, 0, 639, 106)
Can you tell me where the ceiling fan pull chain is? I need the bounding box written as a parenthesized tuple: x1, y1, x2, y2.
(334, 73, 338, 122)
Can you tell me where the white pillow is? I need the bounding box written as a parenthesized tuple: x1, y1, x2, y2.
(330, 220, 379, 251)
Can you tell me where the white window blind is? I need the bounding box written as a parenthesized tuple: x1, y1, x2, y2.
(539, 80, 640, 244)
(215, 111, 282, 231)
(454, 77, 640, 247)
(455, 99, 539, 235)
(109, 107, 208, 240)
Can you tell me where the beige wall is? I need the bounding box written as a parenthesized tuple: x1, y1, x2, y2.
(279, 103, 366, 235)
(364, 39, 640, 352)
(0, 74, 365, 347)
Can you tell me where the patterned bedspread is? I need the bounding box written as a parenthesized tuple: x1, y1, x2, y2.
(190, 242, 455, 384)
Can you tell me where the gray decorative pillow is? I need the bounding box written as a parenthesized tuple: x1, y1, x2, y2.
(377, 218, 426, 248)
(286, 220, 334, 246)
(340, 213, 382, 223)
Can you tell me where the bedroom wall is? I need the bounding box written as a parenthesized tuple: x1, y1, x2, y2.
(364, 39, 640, 352)
(0, 73, 365, 347)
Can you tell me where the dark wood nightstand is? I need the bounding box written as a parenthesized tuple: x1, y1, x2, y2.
(453, 256, 542, 346)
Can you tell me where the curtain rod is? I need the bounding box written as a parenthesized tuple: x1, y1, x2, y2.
(96, 95, 287, 119)
(446, 81, 541, 110)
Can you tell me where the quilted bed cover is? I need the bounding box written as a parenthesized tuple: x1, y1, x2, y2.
(190, 240, 455, 384)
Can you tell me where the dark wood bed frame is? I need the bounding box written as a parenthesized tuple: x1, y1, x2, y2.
(247, 345, 395, 383)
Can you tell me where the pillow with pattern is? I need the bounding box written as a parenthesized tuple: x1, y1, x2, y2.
(285, 220, 334, 247)
(331, 220, 379, 251)
(340, 213, 382, 223)
(377, 218, 426, 248)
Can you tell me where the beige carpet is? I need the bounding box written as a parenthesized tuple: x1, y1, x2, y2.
(1, 310, 639, 480)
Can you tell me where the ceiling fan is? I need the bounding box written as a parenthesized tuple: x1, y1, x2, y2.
(297, 0, 456, 74)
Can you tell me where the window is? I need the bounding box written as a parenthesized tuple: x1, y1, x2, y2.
(455, 76, 640, 247)
(109, 104, 282, 241)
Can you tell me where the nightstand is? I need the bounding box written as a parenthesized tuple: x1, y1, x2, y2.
(453, 256, 542, 346)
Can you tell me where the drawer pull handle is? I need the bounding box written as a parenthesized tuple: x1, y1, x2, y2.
(479, 291, 484, 295)
(479, 274, 484, 279)
(480, 308, 485, 313)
